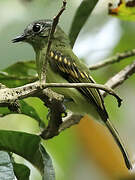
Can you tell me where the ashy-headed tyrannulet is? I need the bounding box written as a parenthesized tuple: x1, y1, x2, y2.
(12, 19, 132, 169)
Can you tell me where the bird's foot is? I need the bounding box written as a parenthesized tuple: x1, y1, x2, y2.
(61, 104, 67, 118)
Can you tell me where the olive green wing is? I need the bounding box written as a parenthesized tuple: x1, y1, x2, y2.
(48, 49, 108, 121)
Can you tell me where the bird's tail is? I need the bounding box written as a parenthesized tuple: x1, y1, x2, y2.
(105, 119, 132, 170)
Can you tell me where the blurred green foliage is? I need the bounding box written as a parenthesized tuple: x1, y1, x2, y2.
(0, 0, 135, 180)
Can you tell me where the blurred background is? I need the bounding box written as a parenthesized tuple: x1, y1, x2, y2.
(0, 0, 135, 179)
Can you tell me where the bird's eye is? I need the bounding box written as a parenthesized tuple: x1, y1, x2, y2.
(33, 24, 41, 33)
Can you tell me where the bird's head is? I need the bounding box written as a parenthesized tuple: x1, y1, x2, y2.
(12, 19, 70, 50)
(12, 19, 53, 49)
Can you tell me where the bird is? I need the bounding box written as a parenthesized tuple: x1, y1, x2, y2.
(12, 19, 132, 170)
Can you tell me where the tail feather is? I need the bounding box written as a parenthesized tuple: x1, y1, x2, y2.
(105, 119, 132, 170)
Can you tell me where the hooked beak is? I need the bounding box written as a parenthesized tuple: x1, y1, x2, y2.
(12, 34, 26, 43)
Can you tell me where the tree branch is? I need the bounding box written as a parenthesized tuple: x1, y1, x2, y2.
(45, 83, 122, 107)
(0, 81, 122, 107)
(89, 49, 135, 70)
(102, 61, 135, 97)
(1, 59, 135, 139)
(59, 112, 83, 132)
(42, 0, 67, 83)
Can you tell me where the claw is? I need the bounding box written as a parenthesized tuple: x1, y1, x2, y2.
(46, 98, 72, 120)
(62, 111, 67, 118)
(62, 98, 73, 118)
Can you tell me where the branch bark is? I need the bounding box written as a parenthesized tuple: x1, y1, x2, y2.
(89, 49, 135, 70)
(0, 81, 122, 107)
(102, 61, 135, 97)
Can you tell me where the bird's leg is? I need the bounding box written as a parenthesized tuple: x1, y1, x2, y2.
(46, 98, 68, 120)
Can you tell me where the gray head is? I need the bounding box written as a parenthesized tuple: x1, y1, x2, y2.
(12, 19, 53, 47)
(12, 19, 70, 50)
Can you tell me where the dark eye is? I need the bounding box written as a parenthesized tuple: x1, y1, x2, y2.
(33, 24, 41, 32)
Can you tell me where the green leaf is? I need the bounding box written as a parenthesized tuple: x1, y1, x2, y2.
(108, 0, 135, 21)
(69, 0, 98, 47)
(0, 61, 37, 87)
(0, 100, 45, 129)
(40, 145, 55, 180)
(0, 151, 16, 180)
(19, 100, 45, 128)
(24, 98, 48, 126)
(0, 130, 55, 180)
(13, 163, 30, 180)
(0, 107, 10, 116)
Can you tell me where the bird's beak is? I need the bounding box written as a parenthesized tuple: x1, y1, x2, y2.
(12, 34, 26, 43)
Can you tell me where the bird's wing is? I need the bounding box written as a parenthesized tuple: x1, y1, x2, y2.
(48, 49, 108, 121)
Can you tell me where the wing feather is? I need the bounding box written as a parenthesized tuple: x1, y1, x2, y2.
(49, 50, 108, 121)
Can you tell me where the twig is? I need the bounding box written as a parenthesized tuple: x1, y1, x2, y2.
(44, 83, 122, 107)
(42, 0, 67, 83)
(59, 112, 83, 132)
(89, 49, 135, 70)
(102, 61, 135, 97)
(0, 81, 122, 107)
(46, 0, 67, 57)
